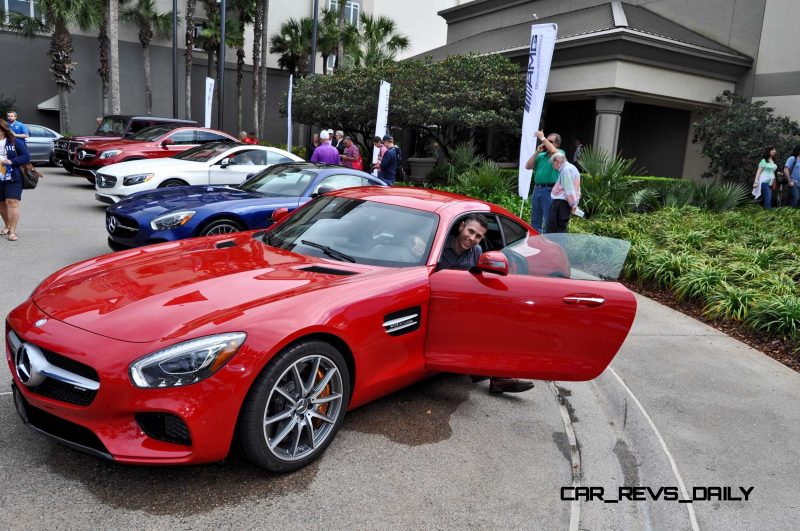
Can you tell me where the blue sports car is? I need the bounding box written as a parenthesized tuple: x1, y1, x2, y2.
(105, 162, 387, 250)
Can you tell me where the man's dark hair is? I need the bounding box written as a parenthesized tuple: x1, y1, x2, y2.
(791, 145, 800, 158)
(461, 213, 489, 229)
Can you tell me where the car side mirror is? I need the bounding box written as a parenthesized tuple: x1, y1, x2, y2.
(271, 208, 290, 223)
(474, 251, 509, 276)
(311, 184, 336, 198)
(161, 138, 174, 147)
(220, 158, 232, 167)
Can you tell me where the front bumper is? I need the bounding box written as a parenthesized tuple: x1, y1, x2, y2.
(96, 192, 120, 204)
(6, 301, 256, 465)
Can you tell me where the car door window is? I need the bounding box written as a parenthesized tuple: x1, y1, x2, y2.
(266, 152, 295, 164)
(28, 126, 45, 138)
(196, 131, 230, 144)
(167, 130, 196, 145)
(128, 121, 153, 135)
(498, 216, 528, 247)
(311, 174, 365, 194)
(229, 149, 266, 166)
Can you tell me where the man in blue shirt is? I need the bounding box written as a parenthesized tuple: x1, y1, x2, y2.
(436, 213, 535, 394)
(375, 135, 399, 185)
(6, 111, 29, 140)
(784, 145, 800, 207)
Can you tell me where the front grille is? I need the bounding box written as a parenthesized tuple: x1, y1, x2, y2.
(42, 349, 99, 381)
(16, 390, 111, 457)
(35, 349, 99, 406)
(106, 213, 139, 237)
(136, 413, 192, 446)
(77, 149, 97, 161)
(96, 173, 117, 188)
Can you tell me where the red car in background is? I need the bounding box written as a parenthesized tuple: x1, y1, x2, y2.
(72, 125, 237, 181)
(6, 188, 636, 472)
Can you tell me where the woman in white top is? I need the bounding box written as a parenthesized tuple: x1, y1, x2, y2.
(752, 146, 778, 209)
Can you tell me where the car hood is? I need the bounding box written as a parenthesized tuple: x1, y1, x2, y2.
(99, 157, 204, 176)
(33, 234, 374, 343)
(110, 186, 271, 217)
(68, 135, 123, 143)
(82, 139, 155, 151)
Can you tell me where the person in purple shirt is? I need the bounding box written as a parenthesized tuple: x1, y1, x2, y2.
(310, 130, 341, 165)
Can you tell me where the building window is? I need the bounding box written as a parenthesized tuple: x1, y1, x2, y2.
(327, 1, 360, 70)
(192, 23, 206, 52)
(5, 0, 41, 20)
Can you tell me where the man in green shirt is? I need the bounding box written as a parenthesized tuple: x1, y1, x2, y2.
(525, 131, 564, 233)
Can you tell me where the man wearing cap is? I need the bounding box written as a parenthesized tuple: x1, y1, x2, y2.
(310, 130, 341, 165)
(375, 135, 399, 185)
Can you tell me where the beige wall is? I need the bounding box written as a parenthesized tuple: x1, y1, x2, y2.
(375, 0, 458, 60)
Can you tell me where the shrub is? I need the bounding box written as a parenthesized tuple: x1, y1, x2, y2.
(453, 161, 515, 198)
(750, 296, 800, 338)
(674, 265, 727, 301)
(640, 251, 699, 289)
(577, 146, 640, 217)
(704, 283, 757, 321)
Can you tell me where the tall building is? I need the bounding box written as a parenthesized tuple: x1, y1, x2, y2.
(413, 0, 799, 178)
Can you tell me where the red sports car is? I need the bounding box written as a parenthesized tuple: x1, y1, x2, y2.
(6, 188, 636, 471)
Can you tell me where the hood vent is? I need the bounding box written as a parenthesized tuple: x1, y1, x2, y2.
(215, 240, 237, 249)
(298, 265, 357, 276)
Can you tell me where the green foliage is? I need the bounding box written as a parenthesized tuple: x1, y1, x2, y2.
(285, 55, 523, 156)
(674, 265, 727, 301)
(704, 283, 757, 321)
(640, 251, 699, 289)
(0, 93, 16, 115)
(345, 13, 410, 68)
(692, 90, 800, 183)
(578, 146, 640, 216)
(750, 296, 800, 338)
(693, 181, 750, 212)
(452, 161, 515, 198)
(260, 141, 306, 160)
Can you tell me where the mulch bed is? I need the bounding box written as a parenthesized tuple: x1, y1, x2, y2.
(622, 280, 800, 373)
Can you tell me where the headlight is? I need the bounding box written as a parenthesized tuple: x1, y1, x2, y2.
(123, 173, 154, 186)
(150, 210, 196, 230)
(129, 332, 247, 388)
(99, 149, 122, 159)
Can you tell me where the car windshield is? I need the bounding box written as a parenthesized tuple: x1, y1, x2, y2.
(94, 117, 126, 136)
(127, 125, 176, 141)
(240, 167, 317, 197)
(266, 196, 438, 267)
(171, 143, 235, 162)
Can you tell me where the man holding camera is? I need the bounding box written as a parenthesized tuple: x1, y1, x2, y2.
(524, 130, 564, 233)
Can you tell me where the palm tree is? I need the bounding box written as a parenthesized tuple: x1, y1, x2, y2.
(122, 0, 174, 115)
(258, 0, 269, 136)
(109, 0, 121, 114)
(317, 8, 340, 75)
(98, 1, 110, 115)
(7, 0, 103, 132)
(231, 0, 256, 133)
(196, 4, 244, 82)
(335, 0, 346, 69)
(252, 0, 264, 136)
(347, 13, 409, 68)
(269, 17, 312, 77)
(184, 0, 197, 119)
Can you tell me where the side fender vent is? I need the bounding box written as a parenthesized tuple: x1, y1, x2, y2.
(383, 306, 421, 336)
(298, 266, 357, 276)
(216, 240, 237, 249)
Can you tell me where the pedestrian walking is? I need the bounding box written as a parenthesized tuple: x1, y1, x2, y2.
(0, 119, 31, 241)
(374, 135, 400, 185)
(6, 111, 29, 140)
(340, 137, 362, 170)
(545, 152, 581, 234)
(525, 130, 564, 233)
(310, 130, 341, 164)
(783, 145, 800, 207)
(752, 146, 778, 209)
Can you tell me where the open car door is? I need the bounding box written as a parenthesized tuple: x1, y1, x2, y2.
(425, 234, 637, 381)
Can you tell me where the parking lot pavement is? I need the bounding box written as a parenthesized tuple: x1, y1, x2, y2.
(2, 167, 800, 529)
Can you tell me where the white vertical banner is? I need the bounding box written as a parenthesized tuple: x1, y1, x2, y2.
(287, 74, 293, 151)
(204, 77, 215, 129)
(372, 80, 391, 174)
(518, 23, 558, 198)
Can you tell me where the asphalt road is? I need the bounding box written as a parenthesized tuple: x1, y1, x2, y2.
(1, 167, 798, 530)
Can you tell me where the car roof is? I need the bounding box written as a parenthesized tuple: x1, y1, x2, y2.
(103, 115, 196, 123)
(327, 186, 497, 214)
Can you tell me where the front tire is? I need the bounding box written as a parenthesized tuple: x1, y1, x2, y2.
(237, 340, 351, 472)
(199, 218, 243, 236)
(63, 161, 74, 174)
(158, 178, 189, 188)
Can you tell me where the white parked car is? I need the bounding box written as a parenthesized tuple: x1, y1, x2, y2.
(94, 142, 303, 204)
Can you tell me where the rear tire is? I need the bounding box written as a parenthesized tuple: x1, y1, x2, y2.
(237, 340, 351, 472)
(199, 218, 244, 236)
(49, 153, 62, 167)
(158, 178, 189, 188)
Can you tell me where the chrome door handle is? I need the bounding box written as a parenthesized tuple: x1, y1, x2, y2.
(563, 295, 605, 307)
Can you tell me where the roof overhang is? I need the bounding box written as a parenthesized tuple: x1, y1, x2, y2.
(37, 95, 60, 112)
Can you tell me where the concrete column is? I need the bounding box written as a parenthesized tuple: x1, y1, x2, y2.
(593, 96, 626, 155)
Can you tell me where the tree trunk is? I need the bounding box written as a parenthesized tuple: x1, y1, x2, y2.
(143, 43, 153, 114)
(98, 2, 110, 116)
(109, 0, 121, 114)
(252, 0, 263, 136)
(259, 0, 269, 138)
(236, 47, 244, 133)
(185, 0, 196, 119)
(59, 85, 70, 134)
(336, 0, 345, 69)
